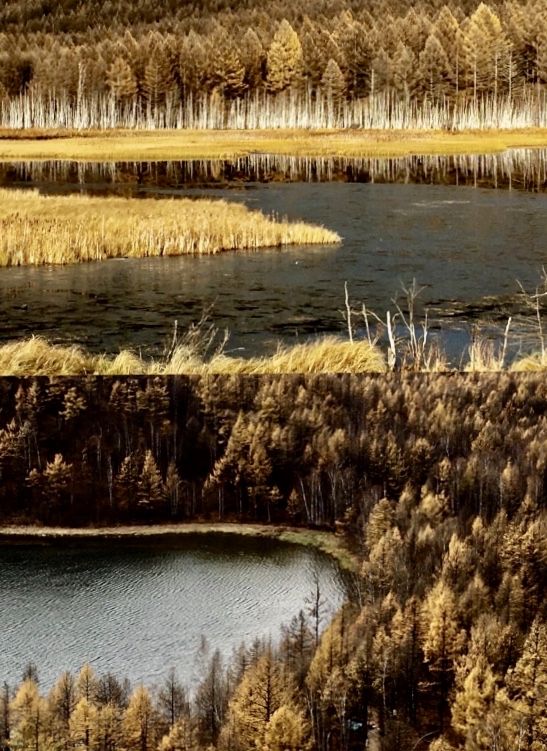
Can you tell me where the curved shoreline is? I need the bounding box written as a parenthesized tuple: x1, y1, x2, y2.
(0, 522, 359, 572)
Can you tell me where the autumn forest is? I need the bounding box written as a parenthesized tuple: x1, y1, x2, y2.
(2, 0, 547, 127)
(0, 1, 546, 751)
(0, 375, 545, 750)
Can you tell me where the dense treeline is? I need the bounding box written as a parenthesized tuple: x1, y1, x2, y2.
(0, 374, 546, 527)
(0, 374, 545, 750)
(1, 1, 547, 127)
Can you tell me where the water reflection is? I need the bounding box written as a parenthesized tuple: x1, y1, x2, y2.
(2, 148, 547, 193)
(0, 155, 546, 361)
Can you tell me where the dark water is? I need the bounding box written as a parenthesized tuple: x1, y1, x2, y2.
(1, 152, 546, 358)
(2, 150, 547, 190)
(0, 534, 346, 689)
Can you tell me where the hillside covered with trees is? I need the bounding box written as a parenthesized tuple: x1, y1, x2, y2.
(1, 0, 547, 127)
(0, 374, 545, 750)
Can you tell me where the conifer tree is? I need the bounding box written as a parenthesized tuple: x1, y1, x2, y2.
(226, 650, 293, 751)
(266, 20, 303, 93)
(123, 685, 156, 751)
(106, 56, 137, 101)
(9, 679, 46, 751)
(321, 59, 346, 104)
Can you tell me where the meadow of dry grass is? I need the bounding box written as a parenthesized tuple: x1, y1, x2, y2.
(0, 128, 547, 161)
(0, 188, 340, 266)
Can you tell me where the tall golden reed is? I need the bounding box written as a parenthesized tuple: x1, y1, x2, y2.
(0, 188, 340, 266)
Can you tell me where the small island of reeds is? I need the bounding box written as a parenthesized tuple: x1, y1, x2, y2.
(0, 188, 340, 266)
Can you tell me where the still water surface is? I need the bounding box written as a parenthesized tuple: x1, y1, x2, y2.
(1, 153, 546, 357)
(0, 535, 346, 688)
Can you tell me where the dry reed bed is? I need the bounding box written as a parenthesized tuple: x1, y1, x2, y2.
(0, 337, 386, 375)
(0, 188, 340, 266)
(0, 335, 544, 375)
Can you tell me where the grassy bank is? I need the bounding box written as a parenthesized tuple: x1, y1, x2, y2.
(0, 522, 358, 573)
(0, 188, 339, 266)
(0, 335, 545, 375)
(0, 336, 386, 375)
(0, 128, 546, 161)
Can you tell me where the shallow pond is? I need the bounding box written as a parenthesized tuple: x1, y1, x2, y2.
(0, 534, 347, 688)
(0, 151, 546, 359)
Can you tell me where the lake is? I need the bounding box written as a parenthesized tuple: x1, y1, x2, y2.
(0, 151, 546, 361)
(0, 533, 347, 689)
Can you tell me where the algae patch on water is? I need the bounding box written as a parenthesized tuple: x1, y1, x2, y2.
(0, 188, 340, 266)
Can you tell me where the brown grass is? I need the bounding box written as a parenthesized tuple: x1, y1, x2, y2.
(0, 128, 546, 161)
(0, 336, 386, 376)
(510, 352, 547, 371)
(0, 188, 340, 266)
(3, 334, 547, 375)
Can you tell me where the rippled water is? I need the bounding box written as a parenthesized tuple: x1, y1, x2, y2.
(0, 534, 346, 688)
(1, 152, 547, 358)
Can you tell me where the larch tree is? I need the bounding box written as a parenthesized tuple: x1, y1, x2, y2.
(178, 31, 211, 98)
(142, 43, 177, 110)
(421, 581, 466, 732)
(391, 41, 418, 102)
(158, 669, 188, 732)
(137, 450, 165, 510)
(266, 20, 303, 93)
(123, 685, 156, 751)
(0, 682, 10, 750)
(42, 453, 73, 517)
(462, 3, 512, 101)
(48, 671, 77, 750)
(96, 701, 123, 751)
(194, 648, 227, 746)
(320, 59, 346, 106)
(263, 704, 310, 751)
(503, 617, 547, 751)
(158, 717, 200, 751)
(9, 679, 47, 751)
(210, 31, 246, 99)
(239, 28, 265, 91)
(418, 33, 452, 98)
(76, 664, 98, 705)
(335, 18, 371, 97)
(226, 650, 293, 751)
(69, 698, 99, 751)
(106, 56, 137, 101)
(451, 654, 499, 749)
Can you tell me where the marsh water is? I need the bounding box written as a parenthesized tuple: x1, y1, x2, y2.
(1, 149, 547, 358)
(0, 534, 347, 688)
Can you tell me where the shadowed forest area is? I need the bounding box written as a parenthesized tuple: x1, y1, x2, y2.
(0, 374, 545, 750)
(1, 0, 547, 127)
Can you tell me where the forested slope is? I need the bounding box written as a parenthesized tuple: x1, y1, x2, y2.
(0, 374, 545, 750)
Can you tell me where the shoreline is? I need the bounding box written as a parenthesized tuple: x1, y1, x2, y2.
(0, 522, 359, 572)
(0, 128, 546, 161)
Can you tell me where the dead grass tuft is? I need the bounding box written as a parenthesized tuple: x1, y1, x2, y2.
(0, 336, 385, 375)
(510, 352, 547, 371)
